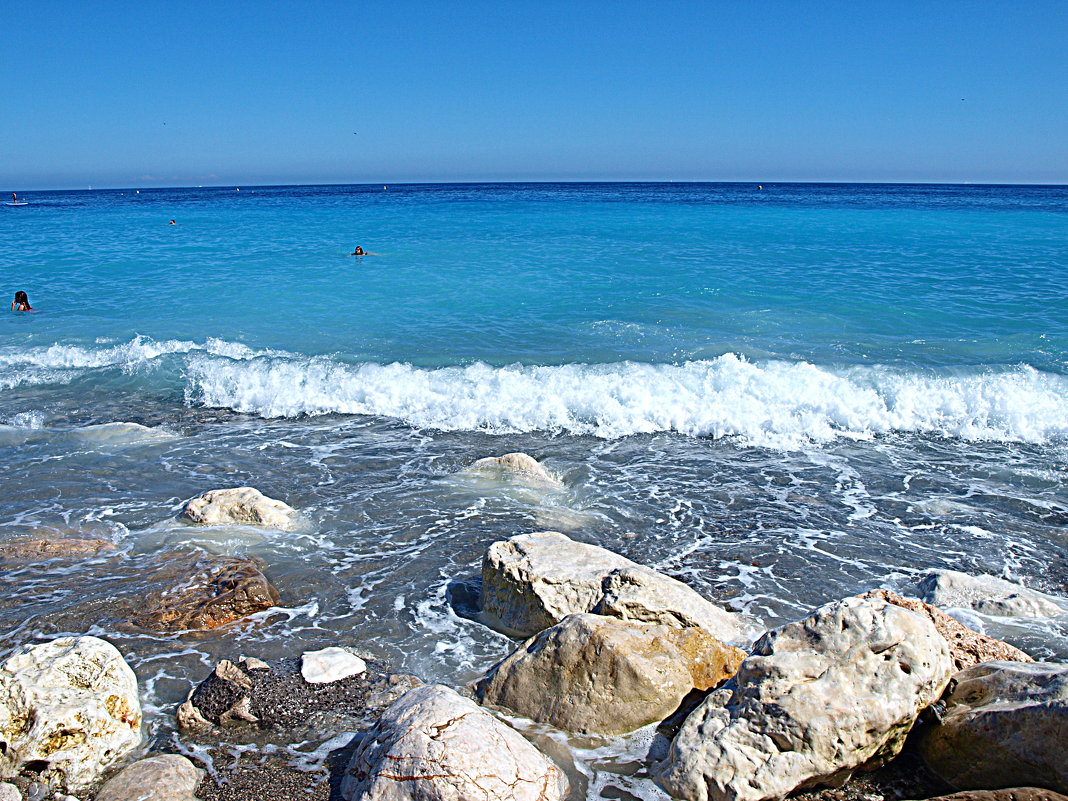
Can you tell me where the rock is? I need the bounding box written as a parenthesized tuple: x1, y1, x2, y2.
(919, 661, 1068, 794)
(177, 654, 420, 737)
(181, 487, 300, 530)
(475, 613, 744, 735)
(912, 791, 1068, 801)
(95, 755, 203, 801)
(859, 590, 1033, 671)
(341, 684, 567, 801)
(481, 531, 751, 640)
(128, 552, 279, 632)
(300, 647, 367, 684)
(0, 637, 142, 793)
(0, 539, 116, 562)
(0, 783, 20, 801)
(917, 570, 1067, 618)
(655, 595, 954, 801)
(461, 452, 563, 487)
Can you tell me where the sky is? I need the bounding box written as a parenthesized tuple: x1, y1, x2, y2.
(3, 1, 1067, 189)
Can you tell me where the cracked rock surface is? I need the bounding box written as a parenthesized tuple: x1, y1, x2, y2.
(342, 684, 568, 801)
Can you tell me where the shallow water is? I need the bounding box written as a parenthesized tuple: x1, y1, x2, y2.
(1, 183, 1066, 799)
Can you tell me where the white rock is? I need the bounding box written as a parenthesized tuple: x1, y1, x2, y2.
(181, 487, 300, 530)
(0, 782, 21, 801)
(341, 684, 568, 801)
(461, 453, 563, 488)
(919, 661, 1068, 794)
(300, 647, 367, 684)
(481, 531, 751, 640)
(655, 595, 954, 801)
(0, 637, 142, 793)
(475, 613, 745, 735)
(917, 569, 1067, 618)
(95, 755, 203, 801)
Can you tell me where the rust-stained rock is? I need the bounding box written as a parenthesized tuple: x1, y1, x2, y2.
(0, 538, 116, 562)
(129, 552, 279, 632)
(859, 589, 1033, 672)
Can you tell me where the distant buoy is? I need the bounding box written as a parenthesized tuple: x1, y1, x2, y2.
(383, 185, 387, 190)
(236, 188, 240, 191)
(758, 185, 763, 190)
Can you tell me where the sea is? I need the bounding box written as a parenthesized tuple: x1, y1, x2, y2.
(2, 182, 1067, 799)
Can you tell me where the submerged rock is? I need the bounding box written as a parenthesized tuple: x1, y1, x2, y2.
(917, 569, 1067, 618)
(656, 594, 954, 801)
(95, 755, 203, 801)
(461, 452, 564, 488)
(859, 589, 1033, 671)
(481, 531, 753, 641)
(475, 613, 745, 735)
(341, 684, 568, 801)
(919, 661, 1068, 794)
(181, 487, 301, 530)
(0, 637, 142, 793)
(128, 552, 279, 632)
(0, 538, 116, 562)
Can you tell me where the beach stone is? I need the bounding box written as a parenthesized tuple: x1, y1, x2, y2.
(95, 754, 204, 801)
(859, 589, 1033, 671)
(341, 683, 568, 801)
(461, 452, 563, 487)
(300, 647, 367, 684)
(0, 637, 142, 793)
(913, 791, 1068, 801)
(181, 487, 300, 530)
(128, 552, 279, 632)
(919, 661, 1068, 794)
(475, 613, 745, 735)
(0, 783, 20, 801)
(481, 531, 751, 640)
(0, 538, 116, 562)
(655, 594, 954, 801)
(918, 569, 1067, 618)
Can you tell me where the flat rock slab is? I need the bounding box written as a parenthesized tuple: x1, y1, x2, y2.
(96, 754, 204, 801)
(917, 570, 1067, 618)
(0, 538, 116, 562)
(301, 647, 367, 684)
(341, 684, 568, 801)
(182, 487, 301, 530)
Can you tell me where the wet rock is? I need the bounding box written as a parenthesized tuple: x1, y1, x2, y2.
(128, 552, 279, 632)
(177, 654, 421, 738)
(656, 594, 954, 801)
(919, 661, 1068, 794)
(181, 487, 300, 530)
(300, 647, 367, 684)
(0, 783, 20, 801)
(859, 590, 1033, 671)
(0, 637, 142, 793)
(341, 684, 568, 801)
(917, 570, 1067, 618)
(95, 755, 204, 801)
(911, 791, 1068, 801)
(475, 613, 745, 735)
(461, 452, 563, 488)
(0, 539, 116, 562)
(481, 531, 751, 640)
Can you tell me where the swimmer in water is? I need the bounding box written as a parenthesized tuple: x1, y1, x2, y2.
(169, 220, 176, 225)
(11, 291, 32, 311)
(347, 245, 379, 256)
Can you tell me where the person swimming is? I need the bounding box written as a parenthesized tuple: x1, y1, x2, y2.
(11, 291, 32, 311)
(347, 245, 378, 256)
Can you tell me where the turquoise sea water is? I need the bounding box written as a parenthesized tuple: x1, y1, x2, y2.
(2, 183, 1067, 798)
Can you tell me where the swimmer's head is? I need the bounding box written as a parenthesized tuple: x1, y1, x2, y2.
(14, 291, 28, 305)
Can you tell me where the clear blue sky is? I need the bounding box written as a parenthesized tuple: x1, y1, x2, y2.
(3, 1, 1066, 189)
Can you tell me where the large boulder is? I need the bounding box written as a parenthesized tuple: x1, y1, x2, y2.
(461, 452, 563, 488)
(475, 613, 745, 735)
(95, 754, 203, 801)
(341, 684, 568, 801)
(917, 570, 1067, 618)
(181, 487, 301, 530)
(481, 531, 753, 642)
(859, 590, 1033, 671)
(129, 552, 280, 632)
(919, 661, 1068, 794)
(656, 595, 954, 801)
(0, 637, 142, 793)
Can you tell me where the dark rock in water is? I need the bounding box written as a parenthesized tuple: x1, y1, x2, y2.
(128, 552, 280, 632)
(911, 791, 1068, 801)
(0, 538, 116, 561)
(177, 653, 421, 737)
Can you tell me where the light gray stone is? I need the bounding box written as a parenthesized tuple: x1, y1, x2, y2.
(181, 487, 300, 530)
(0, 782, 21, 801)
(341, 684, 567, 801)
(300, 647, 367, 684)
(95, 755, 204, 801)
(919, 661, 1068, 794)
(655, 595, 954, 801)
(475, 613, 745, 735)
(0, 637, 142, 793)
(461, 452, 563, 488)
(481, 531, 752, 641)
(918, 570, 1067, 618)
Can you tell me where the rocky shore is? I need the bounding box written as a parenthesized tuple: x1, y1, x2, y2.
(2, 455, 1066, 801)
